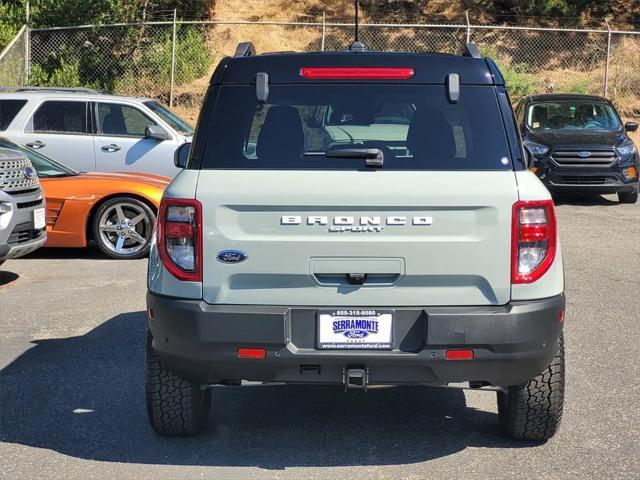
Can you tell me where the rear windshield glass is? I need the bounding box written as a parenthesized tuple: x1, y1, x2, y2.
(201, 85, 512, 170)
(526, 102, 621, 132)
(0, 99, 27, 131)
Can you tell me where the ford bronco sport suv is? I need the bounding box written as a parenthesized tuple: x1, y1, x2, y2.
(515, 93, 639, 203)
(145, 42, 566, 441)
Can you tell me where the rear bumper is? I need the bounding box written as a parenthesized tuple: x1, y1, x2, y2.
(147, 293, 565, 387)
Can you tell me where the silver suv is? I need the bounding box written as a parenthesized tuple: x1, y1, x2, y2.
(0, 148, 46, 266)
(0, 87, 193, 178)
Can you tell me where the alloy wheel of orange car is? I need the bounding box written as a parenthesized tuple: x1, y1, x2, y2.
(92, 197, 156, 259)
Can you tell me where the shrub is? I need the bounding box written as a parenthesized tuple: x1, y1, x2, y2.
(478, 46, 537, 101)
(502, 64, 537, 100)
(565, 78, 591, 94)
(30, 59, 81, 87)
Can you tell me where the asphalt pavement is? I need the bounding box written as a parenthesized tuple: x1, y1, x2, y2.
(0, 193, 638, 480)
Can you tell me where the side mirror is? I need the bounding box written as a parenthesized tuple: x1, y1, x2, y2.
(624, 122, 638, 132)
(174, 142, 191, 168)
(145, 125, 171, 141)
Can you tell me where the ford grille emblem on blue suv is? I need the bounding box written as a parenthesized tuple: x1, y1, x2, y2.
(577, 151, 591, 158)
(216, 250, 248, 264)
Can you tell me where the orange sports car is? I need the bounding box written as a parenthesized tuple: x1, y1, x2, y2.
(1, 137, 170, 259)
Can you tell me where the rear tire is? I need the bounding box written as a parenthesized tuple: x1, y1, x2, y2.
(497, 333, 565, 441)
(145, 331, 211, 436)
(617, 189, 638, 204)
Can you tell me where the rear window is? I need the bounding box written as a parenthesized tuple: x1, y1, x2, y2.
(30, 100, 88, 134)
(201, 85, 512, 170)
(0, 99, 27, 131)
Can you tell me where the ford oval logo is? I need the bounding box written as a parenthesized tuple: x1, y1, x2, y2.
(344, 330, 369, 339)
(577, 151, 591, 158)
(216, 250, 248, 264)
(23, 166, 35, 179)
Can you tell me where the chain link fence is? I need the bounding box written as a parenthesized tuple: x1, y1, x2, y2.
(0, 25, 28, 87)
(1, 19, 638, 127)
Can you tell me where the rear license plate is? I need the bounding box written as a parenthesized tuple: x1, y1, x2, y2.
(317, 310, 393, 350)
(33, 208, 45, 229)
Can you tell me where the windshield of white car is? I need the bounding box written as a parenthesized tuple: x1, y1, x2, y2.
(0, 139, 77, 177)
(144, 101, 194, 136)
(526, 102, 621, 132)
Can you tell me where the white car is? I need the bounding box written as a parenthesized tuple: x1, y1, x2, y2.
(0, 87, 193, 178)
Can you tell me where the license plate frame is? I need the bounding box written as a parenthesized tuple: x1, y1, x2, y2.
(316, 309, 394, 350)
(33, 208, 45, 230)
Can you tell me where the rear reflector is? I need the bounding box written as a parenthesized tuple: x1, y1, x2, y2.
(300, 67, 415, 80)
(558, 309, 565, 323)
(445, 349, 474, 360)
(237, 348, 266, 359)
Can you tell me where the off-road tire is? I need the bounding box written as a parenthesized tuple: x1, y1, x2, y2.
(497, 333, 565, 441)
(145, 331, 211, 436)
(617, 189, 638, 204)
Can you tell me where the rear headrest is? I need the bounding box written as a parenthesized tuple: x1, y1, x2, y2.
(407, 108, 456, 164)
(256, 106, 304, 162)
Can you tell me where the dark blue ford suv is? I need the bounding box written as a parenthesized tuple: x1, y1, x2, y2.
(515, 93, 639, 203)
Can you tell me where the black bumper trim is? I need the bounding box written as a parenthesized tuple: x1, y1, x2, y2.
(147, 293, 565, 387)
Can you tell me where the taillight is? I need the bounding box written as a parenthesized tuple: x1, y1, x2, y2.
(512, 200, 557, 283)
(157, 197, 202, 282)
(300, 67, 415, 79)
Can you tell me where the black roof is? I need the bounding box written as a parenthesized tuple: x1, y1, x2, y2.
(211, 50, 503, 86)
(525, 93, 609, 103)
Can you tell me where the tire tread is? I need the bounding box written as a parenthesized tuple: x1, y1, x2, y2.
(145, 331, 210, 436)
(498, 333, 565, 441)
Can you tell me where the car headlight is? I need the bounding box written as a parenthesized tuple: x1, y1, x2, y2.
(523, 140, 549, 156)
(616, 143, 636, 157)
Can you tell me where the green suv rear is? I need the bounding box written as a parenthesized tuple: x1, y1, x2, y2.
(145, 42, 566, 440)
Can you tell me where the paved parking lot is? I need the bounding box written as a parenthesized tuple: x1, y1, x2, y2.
(0, 194, 638, 480)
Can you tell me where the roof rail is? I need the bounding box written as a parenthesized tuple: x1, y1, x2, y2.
(234, 42, 256, 58)
(460, 42, 481, 59)
(0, 86, 105, 94)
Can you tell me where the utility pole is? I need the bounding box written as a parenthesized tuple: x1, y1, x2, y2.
(169, 8, 177, 107)
(603, 18, 612, 98)
(25, 0, 30, 84)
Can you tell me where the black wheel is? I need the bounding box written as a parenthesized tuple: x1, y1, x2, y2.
(92, 197, 155, 259)
(617, 189, 638, 204)
(497, 333, 565, 441)
(145, 331, 211, 436)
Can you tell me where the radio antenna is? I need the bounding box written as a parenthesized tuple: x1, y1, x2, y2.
(348, 0, 366, 52)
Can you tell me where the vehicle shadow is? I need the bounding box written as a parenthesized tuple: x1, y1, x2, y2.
(22, 245, 112, 261)
(0, 269, 19, 286)
(0, 312, 536, 469)
(553, 193, 620, 206)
